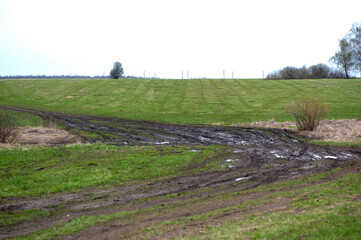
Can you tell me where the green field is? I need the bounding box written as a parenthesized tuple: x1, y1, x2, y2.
(1, 144, 360, 239)
(1, 78, 360, 124)
(1, 78, 361, 239)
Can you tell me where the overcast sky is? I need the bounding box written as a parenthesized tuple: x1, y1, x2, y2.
(0, 0, 360, 78)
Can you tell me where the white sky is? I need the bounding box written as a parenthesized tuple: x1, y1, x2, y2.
(0, 0, 360, 78)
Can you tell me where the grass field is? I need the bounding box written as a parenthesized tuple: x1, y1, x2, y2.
(1, 78, 360, 125)
(1, 78, 361, 239)
(1, 144, 360, 239)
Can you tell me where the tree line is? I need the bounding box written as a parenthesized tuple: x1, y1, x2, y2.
(266, 64, 345, 80)
(267, 22, 360, 80)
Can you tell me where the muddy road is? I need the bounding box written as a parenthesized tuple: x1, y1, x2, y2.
(1, 107, 361, 239)
(3, 107, 301, 146)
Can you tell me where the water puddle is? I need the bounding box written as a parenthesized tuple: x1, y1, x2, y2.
(235, 177, 250, 182)
(155, 141, 170, 145)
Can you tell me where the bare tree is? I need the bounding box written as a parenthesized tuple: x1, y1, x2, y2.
(309, 64, 330, 79)
(296, 65, 311, 79)
(329, 38, 354, 79)
(279, 66, 298, 79)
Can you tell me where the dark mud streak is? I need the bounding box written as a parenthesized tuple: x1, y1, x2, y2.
(2, 106, 298, 146)
(0, 107, 361, 239)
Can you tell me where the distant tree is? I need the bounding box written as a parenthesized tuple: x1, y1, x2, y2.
(266, 71, 281, 80)
(309, 64, 330, 79)
(329, 38, 354, 79)
(329, 68, 345, 78)
(296, 65, 311, 79)
(347, 22, 361, 75)
(266, 64, 338, 80)
(279, 66, 298, 79)
(110, 62, 124, 79)
(266, 66, 309, 80)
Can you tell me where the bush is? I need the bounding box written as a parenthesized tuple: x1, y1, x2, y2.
(286, 97, 329, 131)
(0, 110, 17, 143)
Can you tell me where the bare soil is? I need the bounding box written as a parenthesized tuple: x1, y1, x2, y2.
(1, 126, 77, 148)
(1, 107, 361, 239)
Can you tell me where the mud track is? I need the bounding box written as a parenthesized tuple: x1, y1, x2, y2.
(1, 107, 361, 239)
(3, 107, 301, 146)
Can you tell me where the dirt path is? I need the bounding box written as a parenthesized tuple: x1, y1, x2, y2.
(1, 107, 361, 239)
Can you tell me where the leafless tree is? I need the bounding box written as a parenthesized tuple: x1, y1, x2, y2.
(309, 64, 330, 79)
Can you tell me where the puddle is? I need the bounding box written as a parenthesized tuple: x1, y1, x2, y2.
(155, 141, 170, 145)
(235, 177, 250, 181)
(226, 159, 239, 163)
(235, 141, 248, 145)
(341, 152, 353, 158)
(311, 153, 321, 160)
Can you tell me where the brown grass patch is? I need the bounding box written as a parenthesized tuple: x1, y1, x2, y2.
(233, 119, 361, 143)
(232, 119, 296, 129)
(0, 126, 77, 148)
(302, 119, 361, 142)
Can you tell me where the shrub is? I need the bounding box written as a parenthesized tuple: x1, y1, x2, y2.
(0, 110, 17, 143)
(286, 97, 329, 131)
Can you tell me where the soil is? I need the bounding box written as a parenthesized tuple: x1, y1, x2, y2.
(1, 107, 361, 239)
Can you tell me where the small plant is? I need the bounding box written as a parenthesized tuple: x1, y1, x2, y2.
(0, 110, 17, 143)
(286, 96, 329, 131)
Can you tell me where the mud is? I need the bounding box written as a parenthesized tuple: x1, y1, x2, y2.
(1, 107, 361, 239)
(2, 107, 300, 147)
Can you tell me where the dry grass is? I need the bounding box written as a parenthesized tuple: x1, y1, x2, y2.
(0, 126, 77, 148)
(302, 119, 361, 142)
(233, 119, 361, 143)
(233, 119, 296, 129)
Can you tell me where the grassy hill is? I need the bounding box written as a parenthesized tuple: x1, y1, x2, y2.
(1, 78, 360, 125)
(1, 78, 361, 239)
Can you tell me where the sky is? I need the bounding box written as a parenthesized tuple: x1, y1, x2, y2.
(0, 0, 360, 79)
